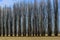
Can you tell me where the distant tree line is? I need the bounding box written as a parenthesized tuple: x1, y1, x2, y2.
(0, 0, 58, 36)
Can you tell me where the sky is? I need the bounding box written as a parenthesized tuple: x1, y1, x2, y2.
(0, 0, 59, 7)
(0, 0, 22, 7)
(0, 0, 39, 7)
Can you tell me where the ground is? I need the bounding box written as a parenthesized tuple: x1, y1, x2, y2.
(0, 37, 60, 40)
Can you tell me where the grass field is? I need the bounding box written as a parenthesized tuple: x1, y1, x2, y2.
(0, 37, 60, 40)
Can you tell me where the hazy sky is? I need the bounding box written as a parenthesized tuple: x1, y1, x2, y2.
(0, 0, 39, 7)
(0, 0, 22, 7)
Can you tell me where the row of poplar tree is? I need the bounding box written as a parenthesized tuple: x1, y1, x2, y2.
(0, 0, 59, 36)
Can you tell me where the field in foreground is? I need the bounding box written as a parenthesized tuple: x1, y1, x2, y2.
(0, 37, 60, 40)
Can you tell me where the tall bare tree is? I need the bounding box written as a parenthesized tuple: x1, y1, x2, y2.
(18, 3, 21, 36)
(10, 9, 13, 36)
(5, 7, 11, 36)
(2, 8, 5, 36)
(13, 3, 17, 36)
(28, 3, 32, 36)
(33, 0, 38, 36)
(37, 5, 40, 36)
(53, 0, 58, 36)
(23, 3, 26, 36)
(0, 7, 1, 36)
(47, 0, 52, 36)
(39, 1, 46, 36)
(7, 8, 12, 36)
(1, 8, 3, 36)
(19, 2, 26, 36)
